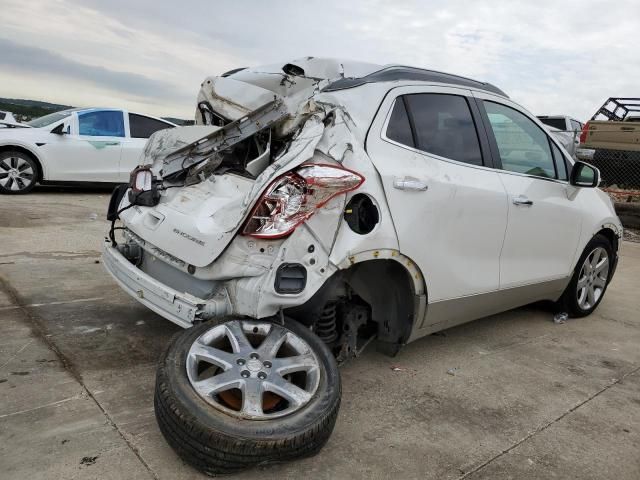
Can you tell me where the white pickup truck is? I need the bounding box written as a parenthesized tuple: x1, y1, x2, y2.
(537, 115, 584, 159)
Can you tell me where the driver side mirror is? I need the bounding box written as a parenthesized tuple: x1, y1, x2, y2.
(51, 123, 69, 135)
(570, 161, 600, 188)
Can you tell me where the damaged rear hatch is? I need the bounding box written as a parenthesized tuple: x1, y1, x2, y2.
(118, 58, 377, 267)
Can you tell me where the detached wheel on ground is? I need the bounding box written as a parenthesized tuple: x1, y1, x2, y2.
(154, 317, 341, 476)
(0, 151, 38, 194)
(557, 233, 614, 317)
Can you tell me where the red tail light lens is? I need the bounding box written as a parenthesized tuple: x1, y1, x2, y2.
(242, 164, 364, 239)
(579, 122, 590, 144)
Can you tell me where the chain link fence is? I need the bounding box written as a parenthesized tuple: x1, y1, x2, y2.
(580, 148, 640, 242)
(582, 149, 640, 190)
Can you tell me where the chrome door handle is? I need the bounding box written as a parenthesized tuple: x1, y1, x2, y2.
(512, 195, 533, 206)
(393, 176, 428, 191)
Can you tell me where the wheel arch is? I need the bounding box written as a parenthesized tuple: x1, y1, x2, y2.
(0, 144, 44, 180)
(287, 250, 427, 349)
(595, 226, 620, 254)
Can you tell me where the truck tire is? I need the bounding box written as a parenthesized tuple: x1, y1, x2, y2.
(154, 317, 341, 475)
(557, 234, 614, 317)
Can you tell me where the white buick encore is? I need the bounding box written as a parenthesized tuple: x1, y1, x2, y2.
(102, 57, 622, 475)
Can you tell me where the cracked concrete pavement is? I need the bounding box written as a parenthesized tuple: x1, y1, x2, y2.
(1, 187, 639, 479)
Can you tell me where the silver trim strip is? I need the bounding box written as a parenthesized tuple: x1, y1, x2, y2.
(408, 277, 569, 341)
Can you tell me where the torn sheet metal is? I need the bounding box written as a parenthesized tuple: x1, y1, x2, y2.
(196, 76, 276, 122)
(160, 98, 288, 178)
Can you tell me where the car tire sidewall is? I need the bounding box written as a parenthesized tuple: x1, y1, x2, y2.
(158, 317, 341, 440)
(562, 234, 614, 317)
(0, 151, 38, 194)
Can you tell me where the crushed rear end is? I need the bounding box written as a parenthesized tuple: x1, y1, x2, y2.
(102, 58, 376, 328)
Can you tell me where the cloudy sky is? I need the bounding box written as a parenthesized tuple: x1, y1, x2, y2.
(1, 0, 638, 120)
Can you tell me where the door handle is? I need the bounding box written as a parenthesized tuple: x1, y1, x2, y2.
(104, 141, 120, 146)
(393, 176, 428, 191)
(512, 195, 533, 206)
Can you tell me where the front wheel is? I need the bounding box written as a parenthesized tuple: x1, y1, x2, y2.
(0, 151, 38, 194)
(558, 234, 614, 317)
(154, 317, 341, 476)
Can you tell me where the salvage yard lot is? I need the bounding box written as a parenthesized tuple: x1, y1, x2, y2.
(1, 188, 639, 480)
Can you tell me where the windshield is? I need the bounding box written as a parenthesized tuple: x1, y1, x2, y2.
(27, 109, 75, 128)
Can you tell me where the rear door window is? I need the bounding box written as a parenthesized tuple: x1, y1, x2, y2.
(78, 110, 125, 137)
(386, 93, 484, 166)
(129, 113, 172, 138)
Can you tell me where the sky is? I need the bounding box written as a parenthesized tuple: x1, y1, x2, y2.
(1, 0, 639, 120)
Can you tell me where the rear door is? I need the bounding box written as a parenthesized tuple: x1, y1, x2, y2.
(366, 86, 508, 302)
(119, 113, 174, 181)
(474, 93, 582, 288)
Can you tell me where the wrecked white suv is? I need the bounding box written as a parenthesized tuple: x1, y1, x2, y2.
(103, 57, 622, 475)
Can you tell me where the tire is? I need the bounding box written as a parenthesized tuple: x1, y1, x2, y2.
(0, 151, 39, 194)
(557, 234, 614, 317)
(154, 317, 341, 476)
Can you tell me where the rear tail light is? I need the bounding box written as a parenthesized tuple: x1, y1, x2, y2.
(130, 166, 153, 192)
(242, 163, 364, 239)
(128, 166, 161, 207)
(579, 122, 590, 144)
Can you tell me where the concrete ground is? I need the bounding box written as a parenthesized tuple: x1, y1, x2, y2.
(1, 187, 639, 480)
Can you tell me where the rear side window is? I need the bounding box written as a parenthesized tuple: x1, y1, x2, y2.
(129, 113, 171, 138)
(386, 98, 414, 147)
(79, 111, 125, 137)
(406, 94, 483, 165)
(538, 117, 567, 130)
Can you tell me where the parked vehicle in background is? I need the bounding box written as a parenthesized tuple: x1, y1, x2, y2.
(103, 57, 622, 475)
(0, 111, 23, 128)
(537, 115, 583, 158)
(0, 108, 176, 194)
(578, 98, 640, 188)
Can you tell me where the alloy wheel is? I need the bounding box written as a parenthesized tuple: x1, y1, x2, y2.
(186, 320, 321, 420)
(576, 246, 609, 310)
(0, 156, 35, 191)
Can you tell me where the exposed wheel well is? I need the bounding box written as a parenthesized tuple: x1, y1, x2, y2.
(0, 145, 43, 181)
(285, 259, 417, 352)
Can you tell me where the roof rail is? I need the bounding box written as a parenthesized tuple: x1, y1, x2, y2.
(323, 65, 508, 97)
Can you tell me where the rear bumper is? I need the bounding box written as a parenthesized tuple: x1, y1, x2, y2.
(102, 241, 230, 328)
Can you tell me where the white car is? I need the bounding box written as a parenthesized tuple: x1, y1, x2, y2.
(102, 58, 622, 474)
(0, 108, 175, 194)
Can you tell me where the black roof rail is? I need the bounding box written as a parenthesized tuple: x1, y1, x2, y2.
(591, 98, 640, 121)
(323, 65, 508, 97)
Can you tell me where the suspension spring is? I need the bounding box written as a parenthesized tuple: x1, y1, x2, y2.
(316, 302, 338, 344)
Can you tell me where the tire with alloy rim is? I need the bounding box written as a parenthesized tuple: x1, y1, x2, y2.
(0, 151, 38, 194)
(154, 317, 341, 475)
(558, 234, 614, 317)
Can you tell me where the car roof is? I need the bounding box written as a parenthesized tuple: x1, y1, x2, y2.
(323, 65, 508, 98)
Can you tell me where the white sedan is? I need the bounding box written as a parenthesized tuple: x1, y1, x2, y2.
(0, 108, 175, 194)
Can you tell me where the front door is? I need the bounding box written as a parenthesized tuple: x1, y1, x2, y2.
(43, 110, 124, 182)
(366, 86, 508, 302)
(476, 95, 582, 288)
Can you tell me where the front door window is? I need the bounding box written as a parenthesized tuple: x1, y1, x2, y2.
(78, 111, 125, 137)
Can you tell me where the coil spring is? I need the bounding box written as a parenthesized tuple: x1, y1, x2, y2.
(316, 302, 338, 344)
